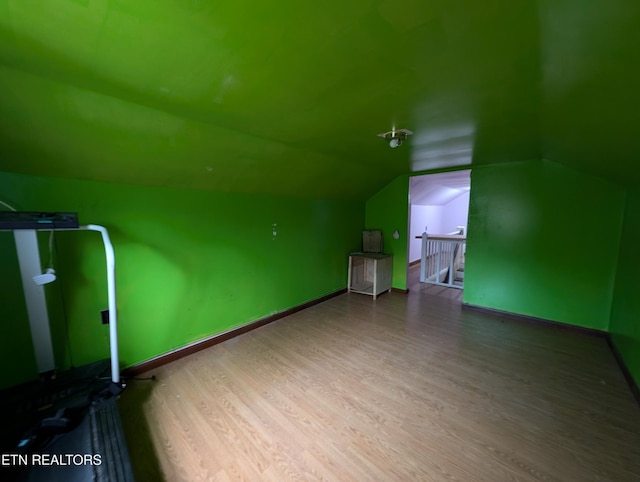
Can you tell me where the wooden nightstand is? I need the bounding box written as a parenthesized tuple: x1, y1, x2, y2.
(347, 252, 393, 299)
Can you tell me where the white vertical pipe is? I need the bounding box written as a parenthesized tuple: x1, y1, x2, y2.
(14, 230, 56, 373)
(80, 224, 119, 385)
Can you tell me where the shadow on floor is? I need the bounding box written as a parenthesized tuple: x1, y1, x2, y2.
(117, 377, 164, 481)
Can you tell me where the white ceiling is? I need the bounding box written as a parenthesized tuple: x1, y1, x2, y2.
(410, 170, 471, 206)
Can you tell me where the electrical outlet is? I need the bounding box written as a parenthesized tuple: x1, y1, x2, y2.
(101, 309, 109, 325)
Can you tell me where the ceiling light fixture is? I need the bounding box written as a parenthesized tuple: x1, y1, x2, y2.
(377, 128, 413, 148)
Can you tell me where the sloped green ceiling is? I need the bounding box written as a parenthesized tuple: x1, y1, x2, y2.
(538, 0, 640, 183)
(1, 1, 639, 198)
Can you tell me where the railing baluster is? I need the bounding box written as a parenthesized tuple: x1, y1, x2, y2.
(448, 242, 454, 286)
(418, 234, 465, 290)
(420, 232, 427, 283)
(436, 241, 441, 284)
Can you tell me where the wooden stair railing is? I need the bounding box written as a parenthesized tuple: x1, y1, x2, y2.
(417, 232, 466, 289)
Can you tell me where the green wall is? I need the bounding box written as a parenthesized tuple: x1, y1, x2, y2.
(463, 159, 625, 330)
(0, 171, 363, 389)
(610, 187, 640, 385)
(365, 175, 409, 291)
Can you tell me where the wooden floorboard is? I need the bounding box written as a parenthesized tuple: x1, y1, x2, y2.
(118, 267, 640, 481)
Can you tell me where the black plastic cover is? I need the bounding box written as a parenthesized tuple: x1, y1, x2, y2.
(0, 211, 79, 230)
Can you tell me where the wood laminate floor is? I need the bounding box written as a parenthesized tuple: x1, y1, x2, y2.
(119, 269, 640, 481)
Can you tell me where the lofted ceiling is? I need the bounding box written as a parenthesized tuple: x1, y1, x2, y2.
(410, 170, 470, 206)
(0, 1, 639, 200)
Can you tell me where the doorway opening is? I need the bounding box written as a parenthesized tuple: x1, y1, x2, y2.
(408, 170, 471, 293)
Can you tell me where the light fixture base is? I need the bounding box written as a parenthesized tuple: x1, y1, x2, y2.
(377, 128, 413, 148)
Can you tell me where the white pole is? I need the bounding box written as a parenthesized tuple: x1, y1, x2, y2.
(14, 230, 56, 373)
(80, 225, 119, 385)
